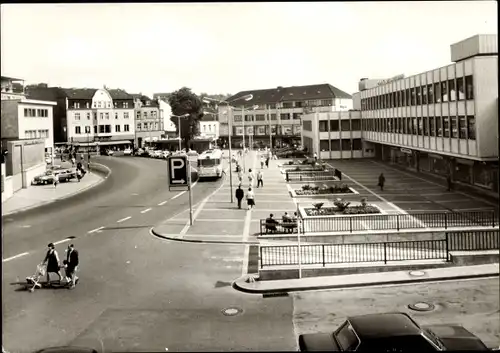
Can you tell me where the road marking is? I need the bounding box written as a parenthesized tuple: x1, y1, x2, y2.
(88, 226, 105, 234)
(369, 160, 499, 207)
(117, 216, 132, 223)
(54, 238, 72, 245)
(141, 208, 152, 214)
(21, 225, 32, 228)
(158, 200, 168, 206)
(3, 252, 29, 262)
(171, 191, 186, 200)
(242, 151, 258, 276)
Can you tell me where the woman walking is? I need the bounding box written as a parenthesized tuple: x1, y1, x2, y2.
(246, 187, 255, 210)
(378, 173, 386, 191)
(42, 243, 63, 284)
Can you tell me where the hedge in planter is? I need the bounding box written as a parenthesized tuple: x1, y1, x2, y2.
(295, 183, 352, 195)
(304, 205, 380, 216)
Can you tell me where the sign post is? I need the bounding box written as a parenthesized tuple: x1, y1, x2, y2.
(168, 155, 193, 225)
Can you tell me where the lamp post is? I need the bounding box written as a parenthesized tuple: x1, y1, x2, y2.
(171, 113, 190, 151)
(202, 94, 253, 203)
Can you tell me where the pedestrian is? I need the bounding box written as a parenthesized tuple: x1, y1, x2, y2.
(248, 168, 254, 187)
(53, 175, 59, 188)
(446, 174, 453, 191)
(235, 185, 245, 209)
(246, 187, 255, 210)
(260, 156, 265, 169)
(238, 168, 243, 184)
(257, 170, 263, 188)
(314, 152, 318, 161)
(378, 173, 385, 191)
(265, 156, 270, 168)
(71, 156, 76, 166)
(42, 243, 63, 285)
(64, 244, 79, 289)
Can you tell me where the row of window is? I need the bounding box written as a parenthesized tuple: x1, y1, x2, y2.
(74, 124, 131, 134)
(136, 122, 160, 131)
(75, 112, 130, 120)
(136, 111, 158, 119)
(319, 119, 362, 132)
(24, 108, 49, 117)
(361, 75, 474, 110)
(24, 129, 49, 139)
(233, 113, 302, 122)
(73, 101, 131, 109)
(202, 124, 217, 132)
(319, 138, 363, 151)
(362, 115, 476, 140)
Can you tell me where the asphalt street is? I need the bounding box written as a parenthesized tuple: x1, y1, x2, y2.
(292, 277, 500, 349)
(2, 155, 297, 353)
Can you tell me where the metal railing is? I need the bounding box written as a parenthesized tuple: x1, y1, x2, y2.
(286, 170, 336, 182)
(260, 239, 449, 268)
(301, 210, 498, 234)
(260, 219, 299, 234)
(259, 230, 499, 268)
(447, 229, 499, 251)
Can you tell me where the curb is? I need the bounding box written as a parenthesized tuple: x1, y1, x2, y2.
(150, 227, 259, 245)
(232, 271, 499, 294)
(2, 163, 111, 217)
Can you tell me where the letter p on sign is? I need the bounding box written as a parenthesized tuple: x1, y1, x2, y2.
(168, 156, 188, 186)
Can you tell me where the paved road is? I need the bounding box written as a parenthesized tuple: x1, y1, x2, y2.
(292, 277, 500, 348)
(2, 154, 297, 352)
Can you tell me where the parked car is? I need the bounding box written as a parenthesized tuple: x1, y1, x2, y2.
(276, 149, 307, 158)
(123, 148, 132, 156)
(298, 312, 489, 351)
(105, 149, 114, 156)
(56, 168, 76, 182)
(32, 170, 57, 185)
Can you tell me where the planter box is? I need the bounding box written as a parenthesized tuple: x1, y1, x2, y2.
(299, 203, 386, 219)
(290, 186, 359, 198)
(281, 168, 327, 174)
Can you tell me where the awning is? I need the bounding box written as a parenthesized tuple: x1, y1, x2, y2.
(73, 142, 99, 147)
(97, 140, 132, 146)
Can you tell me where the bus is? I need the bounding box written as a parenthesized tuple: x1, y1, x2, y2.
(197, 149, 223, 179)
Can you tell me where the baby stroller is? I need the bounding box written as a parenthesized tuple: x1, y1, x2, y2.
(24, 263, 47, 292)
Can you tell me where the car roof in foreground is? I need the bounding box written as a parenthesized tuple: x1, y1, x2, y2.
(347, 312, 422, 340)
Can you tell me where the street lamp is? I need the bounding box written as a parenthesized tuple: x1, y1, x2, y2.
(202, 94, 253, 203)
(171, 113, 190, 151)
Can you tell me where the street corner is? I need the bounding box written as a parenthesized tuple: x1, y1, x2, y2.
(183, 220, 244, 237)
(150, 221, 188, 239)
(231, 274, 266, 294)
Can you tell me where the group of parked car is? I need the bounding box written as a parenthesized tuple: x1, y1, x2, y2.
(130, 147, 199, 159)
(273, 146, 307, 158)
(32, 167, 77, 185)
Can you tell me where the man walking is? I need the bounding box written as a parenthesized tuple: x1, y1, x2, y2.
(248, 168, 254, 187)
(65, 244, 79, 289)
(378, 173, 385, 191)
(257, 170, 263, 188)
(235, 185, 244, 209)
(446, 174, 453, 191)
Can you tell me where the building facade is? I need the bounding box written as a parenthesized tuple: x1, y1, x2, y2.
(301, 110, 375, 160)
(1, 94, 56, 154)
(64, 88, 135, 151)
(132, 95, 163, 148)
(1, 76, 26, 101)
(359, 34, 498, 193)
(221, 84, 352, 149)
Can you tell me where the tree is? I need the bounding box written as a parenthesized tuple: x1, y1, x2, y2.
(168, 87, 204, 149)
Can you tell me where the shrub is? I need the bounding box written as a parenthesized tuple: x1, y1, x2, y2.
(333, 198, 351, 211)
(288, 161, 294, 165)
(360, 197, 367, 208)
(313, 202, 324, 210)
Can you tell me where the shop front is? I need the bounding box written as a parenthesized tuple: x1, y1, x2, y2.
(429, 153, 450, 176)
(473, 161, 499, 192)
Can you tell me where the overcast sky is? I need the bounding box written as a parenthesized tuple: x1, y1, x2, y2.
(1, 2, 497, 98)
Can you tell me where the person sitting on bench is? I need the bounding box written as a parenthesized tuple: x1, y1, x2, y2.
(265, 214, 279, 233)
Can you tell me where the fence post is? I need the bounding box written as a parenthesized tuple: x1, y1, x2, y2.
(444, 213, 448, 230)
(445, 233, 450, 262)
(322, 245, 325, 267)
(383, 242, 387, 264)
(349, 217, 353, 233)
(396, 214, 400, 231)
(492, 210, 496, 228)
(260, 246, 263, 269)
(286, 172, 289, 182)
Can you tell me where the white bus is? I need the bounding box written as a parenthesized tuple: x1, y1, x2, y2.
(197, 149, 223, 179)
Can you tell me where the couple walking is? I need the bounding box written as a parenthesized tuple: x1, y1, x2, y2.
(235, 185, 256, 210)
(43, 242, 79, 289)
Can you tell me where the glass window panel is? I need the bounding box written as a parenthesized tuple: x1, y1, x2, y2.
(457, 77, 465, 101)
(330, 120, 339, 131)
(341, 120, 351, 131)
(411, 87, 416, 106)
(465, 75, 474, 100)
(451, 116, 458, 138)
(436, 117, 442, 137)
(351, 119, 361, 130)
(416, 86, 421, 105)
(448, 79, 456, 102)
(467, 116, 476, 139)
(443, 116, 450, 137)
(434, 82, 441, 103)
(330, 140, 340, 151)
(341, 139, 352, 150)
(441, 81, 448, 102)
(429, 117, 435, 136)
(459, 116, 467, 139)
(423, 117, 428, 136)
(352, 139, 362, 150)
(319, 121, 328, 132)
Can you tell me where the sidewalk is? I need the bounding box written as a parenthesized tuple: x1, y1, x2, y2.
(233, 263, 499, 294)
(2, 161, 105, 216)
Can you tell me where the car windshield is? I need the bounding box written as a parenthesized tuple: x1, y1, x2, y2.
(199, 159, 219, 167)
(335, 323, 359, 350)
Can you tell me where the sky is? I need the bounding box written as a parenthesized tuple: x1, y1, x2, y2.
(1, 2, 497, 98)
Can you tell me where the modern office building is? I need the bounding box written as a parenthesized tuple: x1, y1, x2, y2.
(132, 94, 163, 147)
(1, 77, 56, 154)
(221, 84, 352, 149)
(301, 110, 375, 160)
(357, 34, 498, 193)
